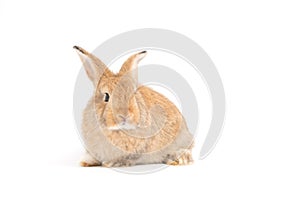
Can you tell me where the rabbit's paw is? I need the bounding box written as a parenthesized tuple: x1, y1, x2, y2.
(165, 149, 193, 166)
(80, 152, 101, 167)
(80, 161, 101, 167)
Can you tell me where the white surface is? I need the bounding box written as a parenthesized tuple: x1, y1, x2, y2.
(0, 0, 299, 199)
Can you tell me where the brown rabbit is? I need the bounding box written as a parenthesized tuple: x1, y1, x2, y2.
(74, 46, 194, 167)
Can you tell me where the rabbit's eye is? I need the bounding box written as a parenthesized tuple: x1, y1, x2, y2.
(104, 93, 110, 102)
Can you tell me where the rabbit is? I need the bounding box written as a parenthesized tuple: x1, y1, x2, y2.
(74, 46, 194, 167)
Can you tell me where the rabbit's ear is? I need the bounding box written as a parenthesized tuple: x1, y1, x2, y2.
(73, 46, 111, 86)
(119, 51, 147, 82)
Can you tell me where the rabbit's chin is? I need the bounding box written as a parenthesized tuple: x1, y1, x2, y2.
(107, 123, 136, 131)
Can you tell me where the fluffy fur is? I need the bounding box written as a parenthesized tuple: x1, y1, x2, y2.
(74, 46, 194, 167)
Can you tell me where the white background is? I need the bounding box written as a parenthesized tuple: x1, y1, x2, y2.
(0, 0, 299, 199)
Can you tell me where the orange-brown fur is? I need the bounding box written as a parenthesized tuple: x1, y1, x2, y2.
(74, 46, 194, 167)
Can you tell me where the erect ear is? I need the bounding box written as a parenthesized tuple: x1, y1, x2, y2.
(119, 51, 147, 83)
(73, 46, 112, 86)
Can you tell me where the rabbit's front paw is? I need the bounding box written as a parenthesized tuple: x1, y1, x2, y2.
(80, 152, 101, 167)
(80, 161, 101, 167)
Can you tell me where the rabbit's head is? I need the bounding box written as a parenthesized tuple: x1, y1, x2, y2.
(74, 46, 148, 130)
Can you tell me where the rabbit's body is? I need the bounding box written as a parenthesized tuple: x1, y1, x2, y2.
(81, 86, 194, 167)
(74, 46, 194, 167)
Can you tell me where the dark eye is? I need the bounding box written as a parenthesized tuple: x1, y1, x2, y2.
(104, 93, 110, 102)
